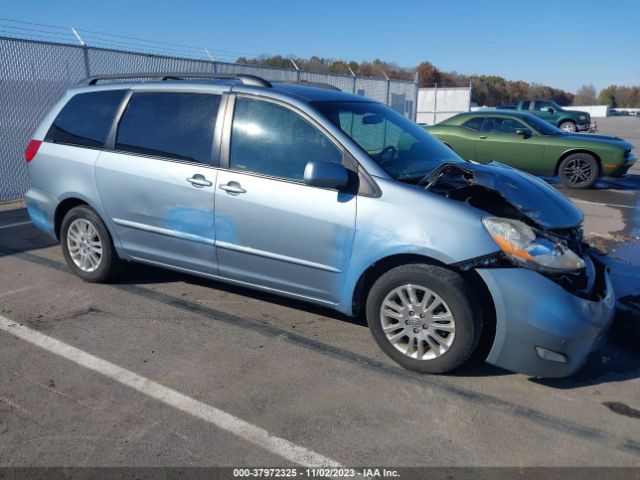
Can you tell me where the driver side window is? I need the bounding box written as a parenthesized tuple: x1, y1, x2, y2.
(483, 117, 527, 134)
(337, 111, 415, 157)
(534, 101, 552, 111)
(230, 98, 343, 181)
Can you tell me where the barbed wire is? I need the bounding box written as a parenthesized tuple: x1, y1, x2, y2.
(0, 17, 261, 62)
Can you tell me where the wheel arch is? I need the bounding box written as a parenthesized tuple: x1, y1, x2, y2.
(557, 117, 577, 127)
(53, 195, 106, 240)
(350, 253, 497, 358)
(554, 149, 601, 176)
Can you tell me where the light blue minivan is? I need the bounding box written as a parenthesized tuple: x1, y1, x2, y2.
(25, 73, 614, 377)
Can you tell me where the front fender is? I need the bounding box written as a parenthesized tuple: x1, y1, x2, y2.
(336, 178, 499, 315)
(556, 116, 577, 126)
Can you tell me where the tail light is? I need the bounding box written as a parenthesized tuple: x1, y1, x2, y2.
(25, 139, 42, 163)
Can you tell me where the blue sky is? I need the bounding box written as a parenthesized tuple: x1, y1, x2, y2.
(2, 0, 638, 93)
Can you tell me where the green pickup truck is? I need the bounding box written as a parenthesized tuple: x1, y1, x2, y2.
(497, 100, 591, 132)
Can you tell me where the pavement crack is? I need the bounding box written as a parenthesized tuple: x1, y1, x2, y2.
(12, 371, 98, 412)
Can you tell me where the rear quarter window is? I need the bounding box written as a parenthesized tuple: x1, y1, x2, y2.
(45, 90, 126, 149)
(461, 117, 484, 131)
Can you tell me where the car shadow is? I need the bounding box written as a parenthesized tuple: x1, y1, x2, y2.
(115, 262, 368, 329)
(542, 173, 640, 192)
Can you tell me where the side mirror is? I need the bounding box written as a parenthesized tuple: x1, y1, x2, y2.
(548, 108, 555, 114)
(515, 128, 532, 138)
(303, 161, 349, 189)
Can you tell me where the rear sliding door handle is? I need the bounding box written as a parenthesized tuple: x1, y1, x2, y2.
(219, 182, 246, 195)
(186, 174, 212, 187)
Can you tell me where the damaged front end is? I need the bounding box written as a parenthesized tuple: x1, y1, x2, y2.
(422, 162, 615, 377)
(423, 162, 606, 302)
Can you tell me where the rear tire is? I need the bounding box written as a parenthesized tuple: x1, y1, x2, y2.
(558, 153, 599, 189)
(559, 121, 577, 133)
(366, 264, 482, 374)
(60, 205, 123, 283)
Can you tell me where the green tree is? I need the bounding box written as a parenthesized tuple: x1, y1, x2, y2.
(597, 86, 618, 107)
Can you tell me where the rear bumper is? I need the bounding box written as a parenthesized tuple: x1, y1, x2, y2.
(24, 188, 57, 240)
(477, 262, 615, 378)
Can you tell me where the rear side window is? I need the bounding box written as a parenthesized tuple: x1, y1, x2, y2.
(461, 117, 484, 131)
(116, 92, 221, 164)
(45, 90, 125, 148)
(521, 101, 531, 110)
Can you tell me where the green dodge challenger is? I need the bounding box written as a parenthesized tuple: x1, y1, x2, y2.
(426, 111, 636, 188)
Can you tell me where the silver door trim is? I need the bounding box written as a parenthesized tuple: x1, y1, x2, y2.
(215, 240, 342, 273)
(113, 218, 215, 245)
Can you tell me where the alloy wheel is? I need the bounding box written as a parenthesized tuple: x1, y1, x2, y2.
(380, 284, 456, 361)
(67, 218, 103, 272)
(562, 158, 594, 186)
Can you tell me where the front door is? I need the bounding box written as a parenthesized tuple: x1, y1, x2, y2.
(475, 116, 544, 172)
(95, 91, 222, 274)
(214, 96, 356, 304)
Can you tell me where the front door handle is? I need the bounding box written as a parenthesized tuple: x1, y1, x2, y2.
(187, 174, 213, 188)
(219, 182, 246, 195)
(479, 135, 488, 139)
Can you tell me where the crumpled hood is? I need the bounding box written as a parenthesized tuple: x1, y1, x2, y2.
(426, 161, 584, 230)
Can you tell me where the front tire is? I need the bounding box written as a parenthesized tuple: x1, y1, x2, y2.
(558, 153, 599, 189)
(559, 121, 577, 133)
(366, 264, 482, 374)
(60, 205, 123, 283)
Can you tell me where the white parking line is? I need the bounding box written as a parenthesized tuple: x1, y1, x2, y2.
(0, 220, 32, 230)
(572, 199, 637, 210)
(0, 314, 341, 468)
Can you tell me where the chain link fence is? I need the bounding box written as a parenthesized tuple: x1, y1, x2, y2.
(0, 35, 418, 202)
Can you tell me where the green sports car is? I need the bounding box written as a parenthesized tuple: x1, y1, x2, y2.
(426, 111, 636, 188)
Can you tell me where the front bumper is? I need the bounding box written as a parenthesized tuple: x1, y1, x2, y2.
(576, 122, 592, 132)
(477, 262, 615, 378)
(603, 155, 637, 177)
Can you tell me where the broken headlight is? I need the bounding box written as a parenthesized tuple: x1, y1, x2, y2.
(482, 217, 585, 273)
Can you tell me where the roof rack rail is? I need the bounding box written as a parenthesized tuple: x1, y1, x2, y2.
(276, 81, 341, 91)
(79, 73, 272, 88)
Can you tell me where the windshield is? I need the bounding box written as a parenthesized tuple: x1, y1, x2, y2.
(313, 101, 463, 182)
(523, 114, 563, 135)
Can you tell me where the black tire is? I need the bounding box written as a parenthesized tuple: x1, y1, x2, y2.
(366, 264, 482, 374)
(60, 205, 123, 283)
(558, 153, 599, 189)
(559, 121, 577, 132)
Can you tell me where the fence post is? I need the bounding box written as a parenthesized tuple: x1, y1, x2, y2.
(468, 80, 473, 112)
(348, 66, 357, 94)
(71, 27, 90, 77)
(414, 71, 419, 122)
(433, 83, 438, 125)
(383, 71, 391, 106)
(204, 48, 217, 74)
(290, 58, 300, 82)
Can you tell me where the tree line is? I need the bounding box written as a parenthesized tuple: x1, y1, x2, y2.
(574, 84, 640, 108)
(235, 55, 638, 108)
